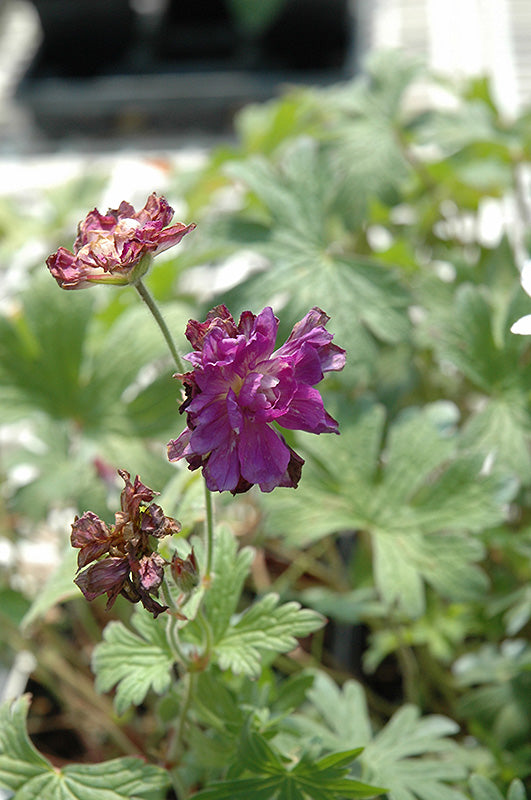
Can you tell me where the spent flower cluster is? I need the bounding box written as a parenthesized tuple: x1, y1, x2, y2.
(71, 469, 180, 617)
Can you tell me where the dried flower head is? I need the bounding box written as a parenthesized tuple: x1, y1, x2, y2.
(71, 469, 181, 617)
(168, 305, 345, 493)
(47, 193, 195, 289)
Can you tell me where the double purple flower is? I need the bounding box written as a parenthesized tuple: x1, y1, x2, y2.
(168, 305, 345, 494)
(47, 193, 195, 289)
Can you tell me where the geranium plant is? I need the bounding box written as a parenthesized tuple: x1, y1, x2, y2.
(1, 50, 531, 800)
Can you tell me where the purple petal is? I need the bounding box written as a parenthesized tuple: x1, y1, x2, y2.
(203, 438, 241, 492)
(275, 307, 346, 377)
(190, 397, 235, 452)
(238, 420, 290, 487)
(168, 427, 193, 461)
(276, 384, 339, 434)
(259, 444, 305, 491)
(238, 306, 278, 363)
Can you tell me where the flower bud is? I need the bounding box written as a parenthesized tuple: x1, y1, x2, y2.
(171, 549, 200, 594)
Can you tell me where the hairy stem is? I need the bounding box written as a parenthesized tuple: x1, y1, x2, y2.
(204, 481, 215, 578)
(166, 671, 197, 789)
(134, 278, 185, 373)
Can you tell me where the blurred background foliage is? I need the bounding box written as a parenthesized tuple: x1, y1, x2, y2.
(2, 49, 531, 796)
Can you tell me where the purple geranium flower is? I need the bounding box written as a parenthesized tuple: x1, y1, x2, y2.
(167, 305, 345, 494)
(47, 193, 195, 289)
(71, 469, 181, 617)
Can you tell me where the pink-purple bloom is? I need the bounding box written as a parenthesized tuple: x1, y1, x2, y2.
(167, 305, 345, 494)
(71, 469, 181, 617)
(47, 193, 195, 289)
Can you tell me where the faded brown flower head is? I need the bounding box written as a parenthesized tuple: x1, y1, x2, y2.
(71, 469, 181, 617)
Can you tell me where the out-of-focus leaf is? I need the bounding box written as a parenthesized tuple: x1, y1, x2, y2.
(454, 641, 531, 748)
(21, 546, 79, 630)
(220, 139, 411, 375)
(430, 282, 531, 480)
(294, 671, 467, 800)
(260, 401, 507, 616)
(468, 775, 527, 800)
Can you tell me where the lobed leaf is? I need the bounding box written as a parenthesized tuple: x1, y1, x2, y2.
(92, 609, 175, 715)
(0, 695, 169, 799)
(214, 593, 324, 677)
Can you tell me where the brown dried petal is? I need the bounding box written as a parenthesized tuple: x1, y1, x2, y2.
(74, 557, 129, 602)
(138, 553, 165, 592)
(71, 511, 112, 567)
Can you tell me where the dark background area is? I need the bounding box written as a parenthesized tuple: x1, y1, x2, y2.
(15, 0, 357, 139)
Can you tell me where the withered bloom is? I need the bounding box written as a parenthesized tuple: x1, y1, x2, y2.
(47, 193, 195, 289)
(71, 469, 181, 617)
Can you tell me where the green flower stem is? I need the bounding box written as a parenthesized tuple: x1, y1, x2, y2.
(196, 607, 214, 661)
(161, 582, 190, 666)
(134, 278, 185, 373)
(166, 671, 197, 795)
(204, 480, 215, 578)
(133, 276, 216, 584)
(169, 767, 188, 800)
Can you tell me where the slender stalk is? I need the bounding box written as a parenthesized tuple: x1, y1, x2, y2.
(196, 608, 214, 660)
(166, 672, 196, 791)
(161, 582, 190, 666)
(204, 480, 215, 578)
(169, 767, 188, 800)
(134, 278, 185, 373)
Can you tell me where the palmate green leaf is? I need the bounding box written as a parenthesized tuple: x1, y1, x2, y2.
(429, 281, 531, 480)
(468, 776, 527, 800)
(453, 641, 531, 748)
(21, 546, 79, 630)
(260, 400, 507, 616)
(214, 593, 324, 677)
(191, 522, 323, 676)
(0, 277, 93, 423)
(0, 274, 191, 515)
(186, 667, 316, 773)
(0, 273, 191, 432)
(203, 524, 255, 640)
(220, 139, 411, 376)
(0, 695, 169, 800)
(295, 672, 467, 800)
(92, 608, 175, 715)
(191, 728, 381, 800)
(315, 50, 423, 225)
